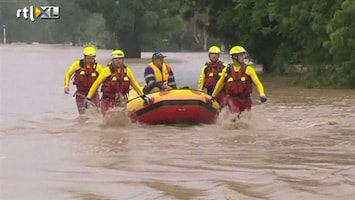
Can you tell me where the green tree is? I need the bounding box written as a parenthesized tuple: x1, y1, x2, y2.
(138, 4, 186, 51)
(325, 0, 355, 87)
(177, 0, 283, 72)
(178, 0, 355, 88)
(75, 0, 211, 57)
(0, 0, 110, 45)
(46, 0, 112, 47)
(0, 0, 56, 43)
(76, 0, 153, 57)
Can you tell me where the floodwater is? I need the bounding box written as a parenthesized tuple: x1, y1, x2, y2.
(1, 44, 355, 200)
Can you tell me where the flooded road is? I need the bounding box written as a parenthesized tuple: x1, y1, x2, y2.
(1, 44, 355, 200)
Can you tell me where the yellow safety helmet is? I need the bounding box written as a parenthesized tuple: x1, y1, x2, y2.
(208, 45, 221, 54)
(112, 49, 125, 59)
(229, 46, 247, 55)
(83, 46, 97, 56)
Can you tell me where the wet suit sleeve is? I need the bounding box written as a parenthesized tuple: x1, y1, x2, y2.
(126, 66, 144, 96)
(144, 66, 162, 89)
(87, 67, 110, 99)
(198, 65, 207, 90)
(95, 63, 105, 74)
(166, 65, 177, 88)
(246, 66, 266, 96)
(64, 60, 80, 88)
(211, 67, 228, 97)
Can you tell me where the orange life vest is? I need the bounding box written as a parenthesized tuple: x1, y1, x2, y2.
(73, 59, 98, 92)
(225, 64, 252, 97)
(101, 65, 130, 100)
(203, 61, 225, 89)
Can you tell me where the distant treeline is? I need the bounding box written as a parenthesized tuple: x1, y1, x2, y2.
(0, 0, 217, 52)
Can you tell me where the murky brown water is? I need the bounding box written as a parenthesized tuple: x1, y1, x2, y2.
(1, 44, 355, 200)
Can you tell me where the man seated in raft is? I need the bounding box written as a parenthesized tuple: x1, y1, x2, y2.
(143, 52, 177, 94)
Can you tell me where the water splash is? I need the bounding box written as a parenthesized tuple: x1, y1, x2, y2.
(217, 108, 253, 130)
(102, 107, 131, 127)
(75, 106, 132, 128)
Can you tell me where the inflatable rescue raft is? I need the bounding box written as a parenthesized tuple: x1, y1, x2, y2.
(127, 88, 220, 124)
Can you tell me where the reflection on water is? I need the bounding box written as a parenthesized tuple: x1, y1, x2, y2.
(1, 44, 355, 200)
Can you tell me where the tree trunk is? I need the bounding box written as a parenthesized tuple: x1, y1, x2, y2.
(262, 61, 272, 73)
(203, 29, 208, 51)
(115, 9, 142, 58)
(192, 26, 200, 44)
(260, 55, 273, 72)
(117, 33, 141, 58)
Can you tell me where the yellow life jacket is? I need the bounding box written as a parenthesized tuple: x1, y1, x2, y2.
(148, 62, 170, 86)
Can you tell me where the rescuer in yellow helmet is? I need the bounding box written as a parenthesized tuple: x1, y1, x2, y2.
(198, 45, 228, 106)
(211, 45, 267, 115)
(64, 45, 104, 115)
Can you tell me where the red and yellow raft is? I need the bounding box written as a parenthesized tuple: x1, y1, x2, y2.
(127, 88, 220, 124)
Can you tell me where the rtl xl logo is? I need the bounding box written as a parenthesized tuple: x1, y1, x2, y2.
(16, 6, 60, 22)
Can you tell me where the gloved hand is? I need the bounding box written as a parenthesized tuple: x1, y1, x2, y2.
(260, 96, 267, 103)
(208, 96, 216, 104)
(64, 87, 70, 94)
(143, 95, 152, 105)
(84, 97, 93, 109)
